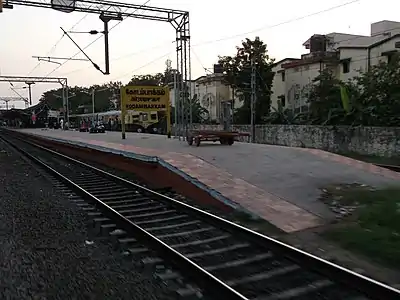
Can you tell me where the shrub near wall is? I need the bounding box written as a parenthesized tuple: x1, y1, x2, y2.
(174, 124, 400, 157)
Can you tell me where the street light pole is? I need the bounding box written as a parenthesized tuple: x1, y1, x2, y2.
(99, 13, 123, 75)
(92, 88, 95, 123)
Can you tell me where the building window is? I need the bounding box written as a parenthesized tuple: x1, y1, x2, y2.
(388, 53, 394, 64)
(281, 72, 285, 81)
(342, 61, 350, 73)
(278, 95, 286, 107)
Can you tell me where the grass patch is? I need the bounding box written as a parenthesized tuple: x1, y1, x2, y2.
(323, 187, 400, 268)
(336, 151, 400, 165)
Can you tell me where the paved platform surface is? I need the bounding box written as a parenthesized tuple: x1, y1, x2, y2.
(15, 128, 400, 233)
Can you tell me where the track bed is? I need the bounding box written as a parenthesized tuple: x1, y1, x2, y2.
(2, 129, 399, 300)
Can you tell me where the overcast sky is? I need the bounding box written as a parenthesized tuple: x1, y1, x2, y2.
(0, 0, 398, 108)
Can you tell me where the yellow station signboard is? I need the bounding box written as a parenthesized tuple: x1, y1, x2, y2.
(120, 85, 171, 139)
(121, 85, 169, 112)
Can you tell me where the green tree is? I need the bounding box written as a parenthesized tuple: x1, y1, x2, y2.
(40, 82, 122, 114)
(350, 54, 400, 126)
(304, 68, 347, 125)
(218, 37, 275, 124)
(173, 93, 208, 124)
(128, 74, 165, 86)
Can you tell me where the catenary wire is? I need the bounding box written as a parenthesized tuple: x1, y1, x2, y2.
(41, 0, 152, 81)
(58, 0, 365, 79)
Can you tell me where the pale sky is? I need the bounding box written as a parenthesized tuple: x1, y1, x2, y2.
(0, 0, 398, 108)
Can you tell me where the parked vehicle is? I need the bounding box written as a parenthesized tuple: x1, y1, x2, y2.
(79, 122, 89, 132)
(89, 122, 105, 133)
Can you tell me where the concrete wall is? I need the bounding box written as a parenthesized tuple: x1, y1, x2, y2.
(176, 124, 400, 157)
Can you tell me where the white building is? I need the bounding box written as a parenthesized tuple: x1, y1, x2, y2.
(271, 20, 400, 111)
(169, 66, 241, 123)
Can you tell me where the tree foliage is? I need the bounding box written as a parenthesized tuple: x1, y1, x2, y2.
(172, 93, 209, 124)
(269, 54, 400, 127)
(218, 37, 275, 124)
(39, 70, 207, 124)
(40, 81, 122, 114)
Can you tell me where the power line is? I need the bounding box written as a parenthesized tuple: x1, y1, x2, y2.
(191, 48, 212, 74)
(42, 0, 152, 80)
(192, 0, 363, 47)
(190, 19, 400, 79)
(25, 11, 92, 78)
(58, 40, 175, 76)
(109, 52, 172, 82)
(39, 0, 359, 80)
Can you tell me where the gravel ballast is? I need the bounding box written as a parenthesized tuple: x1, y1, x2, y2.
(0, 139, 174, 300)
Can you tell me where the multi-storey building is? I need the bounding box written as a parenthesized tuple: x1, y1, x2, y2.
(169, 65, 241, 123)
(271, 20, 400, 111)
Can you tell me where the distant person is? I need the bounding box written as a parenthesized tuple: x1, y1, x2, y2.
(60, 119, 64, 130)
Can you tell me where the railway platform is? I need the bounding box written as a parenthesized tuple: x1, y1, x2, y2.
(14, 128, 400, 233)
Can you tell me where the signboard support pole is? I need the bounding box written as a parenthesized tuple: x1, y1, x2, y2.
(121, 116, 126, 139)
(166, 103, 171, 138)
(120, 87, 126, 139)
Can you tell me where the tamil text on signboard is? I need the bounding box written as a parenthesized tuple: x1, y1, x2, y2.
(121, 86, 169, 111)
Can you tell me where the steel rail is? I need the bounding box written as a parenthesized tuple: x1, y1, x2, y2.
(3, 130, 400, 300)
(0, 134, 247, 300)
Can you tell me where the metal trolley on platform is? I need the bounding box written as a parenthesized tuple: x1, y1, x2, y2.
(186, 130, 250, 147)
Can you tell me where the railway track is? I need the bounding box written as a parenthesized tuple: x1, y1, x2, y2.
(2, 131, 400, 300)
(375, 163, 400, 172)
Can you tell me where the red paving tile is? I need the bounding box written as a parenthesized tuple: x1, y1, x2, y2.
(30, 133, 323, 233)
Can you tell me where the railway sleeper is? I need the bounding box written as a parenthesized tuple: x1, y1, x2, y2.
(255, 279, 333, 300)
(109, 228, 128, 242)
(119, 204, 167, 215)
(77, 179, 112, 186)
(141, 256, 167, 277)
(87, 211, 102, 217)
(70, 198, 86, 204)
(100, 223, 117, 235)
(157, 227, 214, 239)
(92, 217, 113, 232)
(115, 237, 140, 251)
(92, 190, 137, 198)
(144, 220, 200, 232)
(79, 184, 122, 192)
(185, 243, 250, 259)
(170, 235, 230, 249)
(176, 285, 203, 299)
(135, 214, 188, 226)
(100, 195, 149, 202)
(126, 209, 177, 219)
(127, 247, 150, 255)
(156, 270, 181, 281)
(110, 200, 154, 210)
(204, 252, 273, 272)
(227, 264, 300, 287)
(75, 202, 92, 208)
(81, 206, 96, 212)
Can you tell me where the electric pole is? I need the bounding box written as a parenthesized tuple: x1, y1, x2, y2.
(250, 57, 256, 143)
(25, 81, 35, 105)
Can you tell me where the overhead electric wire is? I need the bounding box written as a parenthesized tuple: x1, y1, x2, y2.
(24, 10, 92, 78)
(110, 52, 172, 81)
(58, 39, 175, 76)
(60, 0, 363, 80)
(192, 0, 363, 46)
(41, 0, 152, 81)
